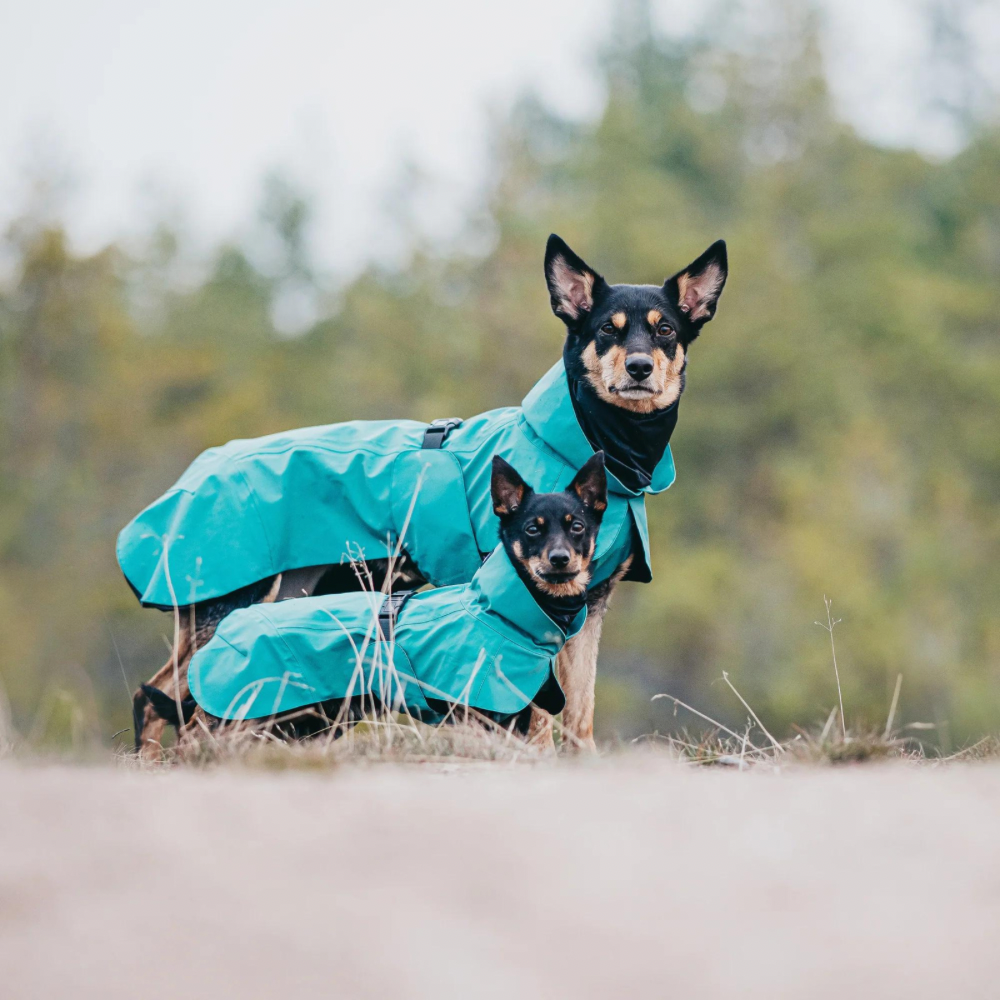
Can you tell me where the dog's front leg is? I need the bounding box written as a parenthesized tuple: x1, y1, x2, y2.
(556, 562, 628, 753)
(555, 603, 605, 752)
(532, 592, 610, 753)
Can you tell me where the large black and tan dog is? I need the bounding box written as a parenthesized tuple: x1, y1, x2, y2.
(133, 235, 727, 755)
(533, 234, 727, 746)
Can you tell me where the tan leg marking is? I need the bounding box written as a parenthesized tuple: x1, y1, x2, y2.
(556, 613, 603, 752)
(556, 557, 631, 753)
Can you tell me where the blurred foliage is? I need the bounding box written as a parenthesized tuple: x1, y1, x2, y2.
(1, 1, 998, 748)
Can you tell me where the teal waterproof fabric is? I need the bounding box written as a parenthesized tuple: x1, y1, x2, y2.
(188, 546, 585, 721)
(118, 362, 676, 608)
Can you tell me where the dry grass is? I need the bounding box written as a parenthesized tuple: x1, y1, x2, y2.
(9, 588, 1000, 770)
(127, 711, 553, 771)
(786, 726, 918, 765)
(633, 722, 921, 769)
(107, 697, 1000, 771)
(939, 735, 1000, 762)
(640, 601, 975, 770)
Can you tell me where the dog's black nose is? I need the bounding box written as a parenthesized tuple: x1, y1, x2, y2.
(625, 353, 654, 380)
(548, 550, 571, 570)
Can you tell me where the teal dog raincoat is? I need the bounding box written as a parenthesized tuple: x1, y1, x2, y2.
(188, 545, 584, 722)
(118, 362, 676, 608)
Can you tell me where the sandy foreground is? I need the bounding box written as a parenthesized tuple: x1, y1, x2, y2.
(1, 757, 998, 999)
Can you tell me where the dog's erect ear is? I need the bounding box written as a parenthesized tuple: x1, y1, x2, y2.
(492, 455, 532, 516)
(568, 451, 608, 515)
(665, 240, 728, 327)
(545, 234, 606, 323)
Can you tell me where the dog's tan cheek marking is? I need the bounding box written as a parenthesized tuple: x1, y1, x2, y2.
(647, 309, 662, 326)
(651, 347, 669, 385)
(666, 343, 686, 378)
(513, 541, 523, 558)
(606, 344, 627, 381)
(581, 342, 616, 402)
(657, 343, 686, 407)
(611, 311, 626, 329)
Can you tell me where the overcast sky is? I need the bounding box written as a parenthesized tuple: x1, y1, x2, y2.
(1, 0, 998, 274)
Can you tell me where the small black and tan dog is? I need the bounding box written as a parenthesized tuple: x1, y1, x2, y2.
(149, 453, 609, 743)
(492, 451, 606, 603)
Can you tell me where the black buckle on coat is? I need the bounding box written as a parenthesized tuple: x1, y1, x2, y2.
(421, 417, 463, 449)
(377, 590, 415, 640)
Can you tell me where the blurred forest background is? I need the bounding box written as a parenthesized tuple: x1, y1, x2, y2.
(1, 1, 998, 749)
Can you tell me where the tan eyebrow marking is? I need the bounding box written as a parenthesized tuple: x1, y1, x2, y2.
(611, 311, 627, 329)
(564, 514, 573, 523)
(647, 309, 662, 326)
(535, 517, 545, 526)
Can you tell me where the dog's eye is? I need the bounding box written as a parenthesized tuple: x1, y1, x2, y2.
(657, 323, 674, 337)
(524, 524, 541, 537)
(600, 322, 615, 334)
(569, 521, 586, 535)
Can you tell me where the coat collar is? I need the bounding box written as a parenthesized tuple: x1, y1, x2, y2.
(520, 362, 676, 497)
(467, 546, 586, 653)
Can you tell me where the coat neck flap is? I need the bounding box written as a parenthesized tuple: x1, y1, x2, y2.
(520, 362, 676, 497)
(468, 546, 587, 653)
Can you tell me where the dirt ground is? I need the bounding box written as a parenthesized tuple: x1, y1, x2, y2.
(1, 756, 999, 999)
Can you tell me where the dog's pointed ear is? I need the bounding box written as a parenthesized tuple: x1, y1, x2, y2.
(665, 240, 728, 328)
(545, 234, 606, 323)
(492, 456, 532, 516)
(568, 451, 607, 515)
